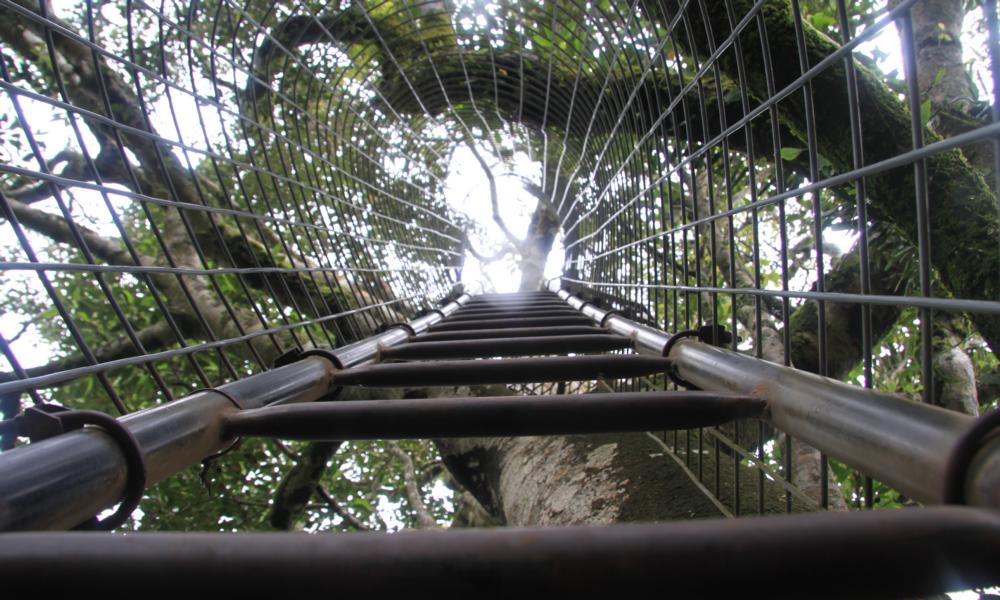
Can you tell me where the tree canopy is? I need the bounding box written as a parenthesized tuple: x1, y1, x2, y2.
(0, 0, 997, 532)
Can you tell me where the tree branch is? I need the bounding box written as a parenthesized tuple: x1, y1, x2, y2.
(269, 441, 342, 530)
(0, 3, 396, 336)
(4, 196, 282, 364)
(694, 168, 848, 511)
(462, 232, 513, 264)
(387, 441, 438, 529)
(647, 0, 1000, 358)
(463, 137, 523, 252)
(0, 319, 194, 387)
(314, 484, 372, 531)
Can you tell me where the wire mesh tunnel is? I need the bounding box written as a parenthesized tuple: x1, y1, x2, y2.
(0, 0, 999, 595)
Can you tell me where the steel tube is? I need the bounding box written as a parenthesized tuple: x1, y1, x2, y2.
(670, 339, 987, 505)
(413, 326, 604, 342)
(473, 293, 556, 299)
(332, 355, 671, 387)
(447, 306, 579, 323)
(0, 293, 468, 531)
(455, 302, 565, 310)
(224, 391, 761, 440)
(378, 334, 632, 360)
(1, 507, 996, 596)
(551, 280, 1000, 507)
(0, 356, 336, 531)
(331, 294, 471, 367)
(462, 297, 563, 306)
(456, 303, 569, 312)
(553, 287, 669, 355)
(428, 315, 593, 332)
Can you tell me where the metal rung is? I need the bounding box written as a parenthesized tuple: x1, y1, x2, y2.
(413, 326, 604, 342)
(332, 355, 671, 387)
(2, 508, 996, 595)
(451, 304, 579, 313)
(378, 334, 632, 360)
(223, 391, 765, 440)
(443, 309, 583, 322)
(459, 301, 569, 310)
(475, 292, 555, 298)
(428, 315, 593, 332)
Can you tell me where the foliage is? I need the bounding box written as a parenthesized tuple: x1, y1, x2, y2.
(0, 0, 995, 533)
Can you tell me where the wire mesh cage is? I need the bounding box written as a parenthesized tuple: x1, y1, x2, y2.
(0, 0, 999, 591)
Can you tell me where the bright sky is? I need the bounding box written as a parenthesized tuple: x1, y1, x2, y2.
(443, 143, 565, 293)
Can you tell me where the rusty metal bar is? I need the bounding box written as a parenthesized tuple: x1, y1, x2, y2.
(447, 308, 582, 320)
(0, 357, 334, 531)
(548, 280, 1000, 508)
(0, 293, 470, 531)
(0, 507, 996, 596)
(413, 325, 604, 342)
(473, 292, 556, 298)
(461, 296, 564, 306)
(332, 355, 671, 387)
(459, 304, 569, 312)
(378, 334, 632, 360)
(329, 294, 472, 368)
(462, 297, 564, 304)
(223, 391, 764, 440)
(550, 285, 670, 356)
(428, 315, 593, 332)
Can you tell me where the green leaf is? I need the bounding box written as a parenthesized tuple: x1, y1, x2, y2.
(933, 67, 946, 86)
(780, 147, 804, 161)
(920, 98, 932, 128)
(810, 13, 836, 31)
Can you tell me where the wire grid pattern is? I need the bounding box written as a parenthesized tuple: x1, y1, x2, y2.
(0, 0, 998, 517)
(0, 0, 470, 417)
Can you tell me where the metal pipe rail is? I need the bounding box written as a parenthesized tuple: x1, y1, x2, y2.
(330, 355, 671, 387)
(547, 280, 1000, 508)
(445, 308, 583, 321)
(223, 391, 765, 440)
(377, 334, 632, 360)
(426, 315, 593, 331)
(413, 325, 603, 342)
(1, 507, 997, 596)
(0, 293, 471, 531)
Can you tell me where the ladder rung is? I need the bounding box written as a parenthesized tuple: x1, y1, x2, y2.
(224, 391, 765, 440)
(332, 355, 671, 387)
(444, 309, 582, 322)
(429, 315, 592, 332)
(5, 508, 995, 595)
(460, 301, 568, 310)
(378, 334, 632, 360)
(475, 292, 555, 298)
(414, 326, 604, 342)
(455, 302, 576, 314)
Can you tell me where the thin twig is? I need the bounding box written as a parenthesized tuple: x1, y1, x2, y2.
(314, 484, 372, 531)
(387, 442, 438, 529)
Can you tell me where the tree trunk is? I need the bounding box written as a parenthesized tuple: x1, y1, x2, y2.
(431, 385, 808, 526)
(517, 202, 558, 291)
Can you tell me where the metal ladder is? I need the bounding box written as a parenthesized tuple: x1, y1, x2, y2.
(0, 287, 997, 596)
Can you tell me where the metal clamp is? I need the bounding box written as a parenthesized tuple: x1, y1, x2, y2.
(15, 405, 147, 530)
(377, 321, 417, 337)
(942, 408, 1000, 504)
(662, 325, 737, 390)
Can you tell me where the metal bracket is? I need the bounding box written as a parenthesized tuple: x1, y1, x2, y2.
(942, 408, 1000, 504)
(663, 324, 737, 389)
(14, 405, 147, 531)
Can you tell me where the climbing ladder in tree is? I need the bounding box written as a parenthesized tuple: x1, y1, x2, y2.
(0, 284, 998, 595)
